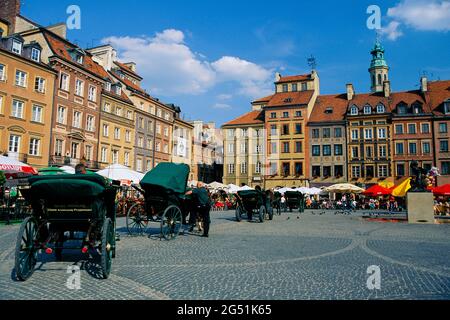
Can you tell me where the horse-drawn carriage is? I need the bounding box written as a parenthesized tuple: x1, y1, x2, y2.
(284, 191, 305, 213)
(14, 174, 119, 281)
(126, 163, 190, 240)
(235, 189, 274, 222)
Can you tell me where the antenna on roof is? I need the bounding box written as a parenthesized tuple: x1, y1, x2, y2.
(307, 55, 317, 71)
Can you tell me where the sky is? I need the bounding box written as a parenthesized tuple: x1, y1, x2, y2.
(21, 0, 450, 126)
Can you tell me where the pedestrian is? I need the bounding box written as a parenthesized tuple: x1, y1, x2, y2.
(186, 182, 211, 237)
(281, 195, 286, 212)
(75, 163, 87, 174)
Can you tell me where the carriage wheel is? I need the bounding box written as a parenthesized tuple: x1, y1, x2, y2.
(101, 218, 114, 279)
(268, 207, 274, 221)
(161, 206, 182, 240)
(126, 203, 147, 236)
(14, 217, 39, 281)
(259, 206, 266, 223)
(235, 206, 242, 222)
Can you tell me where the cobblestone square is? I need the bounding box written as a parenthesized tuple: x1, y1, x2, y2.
(1, 210, 449, 300)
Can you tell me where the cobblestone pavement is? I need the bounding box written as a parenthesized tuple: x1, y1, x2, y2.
(0, 210, 449, 300)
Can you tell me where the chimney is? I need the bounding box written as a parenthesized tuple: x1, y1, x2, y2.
(346, 84, 354, 101)
(0, 0, 21, 35)
(421, 76, 428, 93)
(383, 80, 391, 97)
(124, 62, 137, 72)
(275, 72, 282, 82)
(46, 23, 67, 39)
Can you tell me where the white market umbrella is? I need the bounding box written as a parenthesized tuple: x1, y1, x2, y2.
(208, 181, 226, 190)
(60, 166, 75, 174)
(0, 155, 38, 175)
(308, 187, 323, 195)
(325, 183, 364, 194)
(97, 164, 144, 184)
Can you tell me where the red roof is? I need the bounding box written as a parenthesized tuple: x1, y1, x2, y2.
(114, 61, 142, 80)
(252, 95, 274, 104)
(309, 94, 349, 122)
(266, 91, 315, 107)
(276, 74, 311, 83)
(428, 80, 450, 116)
(223, 110, 264, 126)
(44, 32, 109, 79)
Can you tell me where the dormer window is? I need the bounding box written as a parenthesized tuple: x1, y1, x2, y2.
(284, 98, 292, 103)
(364, 105, 372, 115)
(104, 82, 111, 92)
(76, 55, 83, 64)
(301, 82, 308, 91)
(30, 48, 41, 62)
(12, 40, 22, 55)
(412, 103, 423, 114)
(115, 86, 122, 95)
(444, 100, 450, 114)
(282, 84, 288, 92)
(397, 104, 408, 114)
(325, 107, 333, 114)
(376, 104, 385, 114)
(350, 105, 358, 115)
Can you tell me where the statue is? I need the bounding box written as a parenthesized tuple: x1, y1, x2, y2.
(409, 161, 429, 192)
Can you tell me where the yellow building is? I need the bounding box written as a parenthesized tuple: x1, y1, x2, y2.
(98, 79, 135, 169)
(172, 112, 194, 168)
(0, 29, 56, 169)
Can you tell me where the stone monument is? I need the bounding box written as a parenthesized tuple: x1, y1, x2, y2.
(407, 161, 435, 224)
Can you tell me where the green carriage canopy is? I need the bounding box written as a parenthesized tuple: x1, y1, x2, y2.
(140, 163, 190, 195)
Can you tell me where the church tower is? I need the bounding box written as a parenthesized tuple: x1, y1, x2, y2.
(369, 40, 389, 93)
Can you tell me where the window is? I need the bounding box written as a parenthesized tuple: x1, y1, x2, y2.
(408, 124, 416, 134)
(270, 142, 277, 154)
(115, 86, 122, 95)
(228, 143, 234, 154)
(138, 137, 144, 148)
(351, 129, 358, 140)
(377, 104, 385, 113)
(282, 84, 288, 92)
(57, 106, 66, 124)
(12, 40, 22, 54)
(397, 104, 408, 114)
(255, 129, 261, 137)
(378, 128, 386, 139)
(312, 145, 321, 156)
(156, 124, 161, 134)
(147, 139, 153, 150)
(270, 125, 277, 136)
(228, 164, 235, 174)
(323, 145, 331, 156)
(86, 115, 94, 132)
(442, 162, 450, 175)
(334, 128, 342, 138)
(366, 146, 373, 158)
(413, 104, 423, 114)
(101, 148, 108, 163)
(60, 73, 69, 91)
(31, 105, 43, 123)
(283, 112, 289, 118)
(228, 129, 235, 137)
(103, 124, 109, 137)
(164, 127, 169, 137)
(15, 70, 27, 87)
(334, 144, 343, 156)
(292, 83, 298, 92)
(256, 145, 262, 154)
(73, 111, 81, 128)
(127, 110, 133, 120)
(312, 129, 320, 139)
(124, 152, 130, 167)
(0, 95, 3, 114)
(71, 142, 79, 159)
(282, 163, 290, 176)
(396, 164, 405, 177)
(364, 128, 373, 140)
(378, 165, 388, 178)
(323, 128, 331, 138)
(241, 128, 248, 137)
(88, 86, 97, 102)
(256, 162, 262, 174)
(11, 100, 24, 118)
(295, 163, 303, 176)
(409, 142, 417, 155)
(240, 143, 248, 153)
(335, 165, 343, 178)
(440, 140, 449, 152)
(421, 123, 430, 134)
(396, 143, 404, 155)
(439, 123, 447, 133)
(423, 142, 431, 154)
(76, 55, 83, 64)
(350, 106, 358, 115)
(241, 162, 248, 174)
(104, 82, 111, 92)
(156, 142, 161, 152)
(379, 145, 387, 158)
(103, 103, 110, 113)
(31, 48, 40, 62)
(295, 111, 302, 117)
(146, 160, 152, 171)
(282, 124, 289, 135)
(444, 100, 450, 114)
(114, 128, 120, 140)
(136, 159, 143, 172)
(364, 105, 372, 115)
(0, 64, 5, 81)
(157, 108, 162, 117)
(282, 142, 290, 153)
(75, 79, 84, 96)
(352, 166, 361, 178)
(301, 82, 307, 91)
(55, 139, 63, 156)
(312, 166, 321, 177)
(112, 150, 119, 164)
(295, 141, 302, 153)
(9, 135, 21, 153)
(351, 147, 359, 158)
(34, 77, 46, 93)
(125, 130, 131, 143)
(395, 124, 403, 134)
(85, 145, 92, 161)
(323, 166, 331, 177)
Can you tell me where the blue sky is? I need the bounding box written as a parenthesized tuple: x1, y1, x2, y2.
(22, 0, 450, 125)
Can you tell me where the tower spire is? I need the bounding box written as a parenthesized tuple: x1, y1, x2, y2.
(369, 39, 389, 93)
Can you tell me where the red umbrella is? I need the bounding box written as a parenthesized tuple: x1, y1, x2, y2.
(0, 155, 38, 175)
(432, 184, 450, 196)
(363, 185, 392, 196)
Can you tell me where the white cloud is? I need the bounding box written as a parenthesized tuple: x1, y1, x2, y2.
(212, 103, 232, 110)
(102, 30, 273, 98)
(387, 0, 450, 31)
(217, 94, 232, 100)
(381, 21, 404, 41)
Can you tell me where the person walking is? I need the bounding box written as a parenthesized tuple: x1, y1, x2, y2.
(186, 182, 211, 237)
